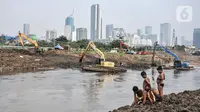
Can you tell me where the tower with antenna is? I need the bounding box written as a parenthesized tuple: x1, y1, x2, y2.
(64, 10, 75, 41)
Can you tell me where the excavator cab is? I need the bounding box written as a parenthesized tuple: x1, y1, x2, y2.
(96, 58, 104, 65)
(174, 60, 182, 68)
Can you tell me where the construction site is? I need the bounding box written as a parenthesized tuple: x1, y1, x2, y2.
(1, 33, 200, 112)
(1, 44, 200, 75)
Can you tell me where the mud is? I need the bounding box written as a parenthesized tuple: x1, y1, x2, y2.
(110, 89, 200, 112)
(0, 49, 199, 75)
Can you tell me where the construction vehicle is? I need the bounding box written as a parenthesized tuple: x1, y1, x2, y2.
(120, 41, 135, 55)
(79, 41, 127, 73)
(17, 31, 43, 54)
(153, 41, 194, 70)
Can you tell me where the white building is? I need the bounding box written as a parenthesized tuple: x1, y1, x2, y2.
(76, 28, 87, 41)
(46, 30, 57, 41)
(124, 34, 153, 47)
(112, 28, 125, 39)
(64, 25, 72, 41)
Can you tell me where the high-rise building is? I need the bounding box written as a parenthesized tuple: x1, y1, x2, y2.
(65, 12, 75, 32)
(64, 25, 72, 40)
(90, 4, 101, 41)
(46, 30, 57, 40)
(146, 34, 157, 45)
(160, 23, 171, 46)
(193, 28, 200, 48)
(137, 29, 142, 36)
(100, 18, 103, 39)
(76, 28, 87, 41)
(145, 26, 152, 35)
(175, 37, 178, 46)
(172, 29, 176, 46)
(23, 24, 30, 35)
(181, 36, 185, 45)
(64, 11, 75, 41)
(106, 24, 114, 39)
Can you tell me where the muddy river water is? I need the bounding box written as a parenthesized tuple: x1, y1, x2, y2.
(0, 68, 200, 112)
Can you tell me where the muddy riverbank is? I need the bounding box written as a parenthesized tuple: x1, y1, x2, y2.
(0, 49, 199, 75)
(110, 89, 200, 112)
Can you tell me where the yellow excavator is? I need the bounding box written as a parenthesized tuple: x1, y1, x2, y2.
(79, 41, 127, 73)
(17, 31, 43, 54)
(79, 41, 114, 67)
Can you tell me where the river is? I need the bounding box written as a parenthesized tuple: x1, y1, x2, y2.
(0, 68, 200, 112)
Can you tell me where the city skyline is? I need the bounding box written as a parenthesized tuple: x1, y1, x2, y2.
(0, 0, 200, 41)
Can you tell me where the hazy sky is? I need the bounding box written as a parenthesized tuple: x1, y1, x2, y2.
(0, 0, 199, 41)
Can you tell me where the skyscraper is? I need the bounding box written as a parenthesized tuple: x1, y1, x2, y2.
(23, 24, 30, 34)
(106, 24, 114, 39)
(137, 29, 142, 36)
(76, 28, 87, 41)
(181, 36, 185, 45)
(145, 26, 152, 35)
(65, 16, 75, 32)
(64, 25, 72, 40)
(172, 29, 176, 46)
(64, 11, 75, 41)
(175, 37, 178, 46)
(160, 23, 171, 46)
(90, 4, 101, 41)
(193, 28, 200, 48)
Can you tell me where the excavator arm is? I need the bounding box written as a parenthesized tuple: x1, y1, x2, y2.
(120, 41, 129, 52)
(79, 41, 105, 63)
(156, 43, 179, 61)
(18, 32, 38, 48)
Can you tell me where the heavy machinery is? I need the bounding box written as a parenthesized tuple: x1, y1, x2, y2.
(80, 41, 115, 67)
(120, 41, 135, 55)
(153, 41, 193, 69)
(17, 31, 43, 54)
(79, 41, 127, 73)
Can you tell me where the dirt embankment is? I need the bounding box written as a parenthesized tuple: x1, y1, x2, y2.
(1, 49, 199, 75)
(110, 89, 200, 112)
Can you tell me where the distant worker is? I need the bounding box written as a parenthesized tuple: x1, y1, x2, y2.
(156, 66, 165, 100)
(119, 62, 123, 66)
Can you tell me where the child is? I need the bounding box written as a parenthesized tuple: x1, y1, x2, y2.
(141, 71, 155, 104)
(156, 66, 165, 100)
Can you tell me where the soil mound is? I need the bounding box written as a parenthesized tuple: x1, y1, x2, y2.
(110, 89, 200, 112)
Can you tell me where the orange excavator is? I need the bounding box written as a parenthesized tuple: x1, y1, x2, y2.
(17, 31, 43, 54)
(120, 41, 135, 55)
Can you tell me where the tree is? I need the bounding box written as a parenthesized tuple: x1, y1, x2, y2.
(69, 41, 79, 48)
(109, 40, 120, 48)
(37, 40, 54, 47)
(55, 35, 68, 42)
